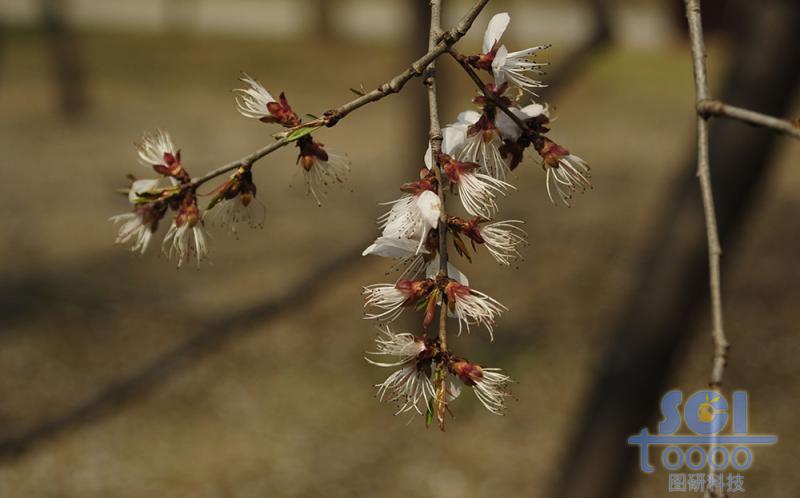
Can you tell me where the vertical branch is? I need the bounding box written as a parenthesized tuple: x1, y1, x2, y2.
(425, 0, 448, 328)
(684, 0, 729, 392)
(425, 0, 450, 430)
(685, 1, 728, 496)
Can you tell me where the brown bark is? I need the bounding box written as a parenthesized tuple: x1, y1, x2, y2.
(41, 0, 89, 118)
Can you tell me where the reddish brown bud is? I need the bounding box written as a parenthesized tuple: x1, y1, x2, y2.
(263, 92, 301, 128)
(450, 360, 484, 386)
(452, 217, 485, 246)
(499, 139, 525, 171)
(133, 200, 168, 233)
(400, 174, 437, 195)
(152, 150, 190, 183)
(175, 191, 201, 228)
(538, 138, 570, 169)
(467, 113, 497, 140)
(444, 279, 472, 305)
(297, 136, 329, 171)
(423, 290, 439, 330)
(468, 43, 500, 72)
(396, 278, 436, 306)
(209, 167, 258, 208)
(439, 153, 480, 183)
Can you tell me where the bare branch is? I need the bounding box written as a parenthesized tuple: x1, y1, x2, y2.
(427, 0, 451, 432)
(426, 0, 448, 282)
(685, 1, 728, 496)
(189, 0, 491, 190)
(698, 99, 800, 139)
(684, 0, 729, 395)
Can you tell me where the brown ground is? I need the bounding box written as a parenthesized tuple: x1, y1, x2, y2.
(0, 24, 798, 498)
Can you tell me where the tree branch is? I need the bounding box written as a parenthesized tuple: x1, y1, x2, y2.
(685, 0, 728, 394)
(685, 1, 728, 496)
(188, 0, 491, 190)
(698, 99, 800, 139)
(427, 0, 451, 432)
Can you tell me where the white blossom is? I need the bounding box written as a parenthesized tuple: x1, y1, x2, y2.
(162, 221, 210, 268)
(446, 161, 515, 219)
(362, 283, 410, 322)
(451, 361, 513, 415)
(205, 196, 266, 235)
(424, 121, 471, 169)
(374, 363, 435, 415)
(425, 262, 469, 286)
(378, 190, 440, 253)
(137, 129, 178, 168)
(110, 213, 154, 254)
(495, 103, 548, 141)
(437, 109, 547, 181)
(301, 152, 350, 206)
(365, 327, 429, 368)
(235, 73, 276, 119)
(545, 153, 591, 206)
(472, 368, 513, 415)
(109, 178, 163, 254)
(362, 236, 427, 280)
(483, 13, 549, 95)
(479, 220, 528, 265)
(446, 282, 507, 340)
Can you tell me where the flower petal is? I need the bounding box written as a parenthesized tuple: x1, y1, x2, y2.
(425, 261, 469, 287)
(416, 190, 441, 229)
(425, 124, 470, 169)
(483, 12, 510, 54)
(363, 237, 422, 258)
(492, 44, 509, 84)
(456, 110, 482, 126)
(128, 178, 161, 203)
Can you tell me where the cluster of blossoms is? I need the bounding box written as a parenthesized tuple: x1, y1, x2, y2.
(366, 327, 512, 416)
(362, 12, 590, 426)
(109, 130, 211, 267)
(109, 8, 590, 429)
(110, 74, 350, 266)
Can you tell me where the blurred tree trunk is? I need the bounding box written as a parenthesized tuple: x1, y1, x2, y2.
(540, 0, 612, 98)
(0, 23, 4, 88)
(41, 0, 89, 118)
(313, 0, 336, 39)
(163, 0, 197, 32)
(548, 1, 800, 498)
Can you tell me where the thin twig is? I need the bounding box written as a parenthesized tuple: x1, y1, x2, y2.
(685, 0, 728, 392)
(698, 99, 800, 139)
(684, 1, 728, 496)
(188, 0, 491, 190)
(427, 0, 451, 432)
(426, 2, 448, 283)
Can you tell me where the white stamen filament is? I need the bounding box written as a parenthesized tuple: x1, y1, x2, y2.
(480, 220, 528, 265)
(452, 288, 508, 341)
(363, 284, 408, 322)
(456, 171, 515, 219)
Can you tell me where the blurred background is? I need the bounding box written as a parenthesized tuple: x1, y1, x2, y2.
(0, 0, 798, 497)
